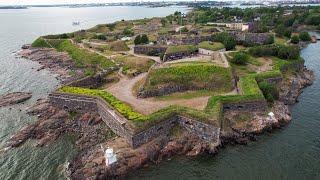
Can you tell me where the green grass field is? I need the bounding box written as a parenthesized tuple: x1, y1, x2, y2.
(198, 41, 225, 51)
(143, 63, 233, 93)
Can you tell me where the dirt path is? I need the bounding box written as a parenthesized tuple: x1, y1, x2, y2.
(257, 57, 273, 73)
(106, 73, 211, 114)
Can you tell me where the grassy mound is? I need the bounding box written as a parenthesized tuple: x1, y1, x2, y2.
(166, 45, 198, 54)
(143, 63, 233, 96)
(198, 41, 225, 51)
(114, 55, 154, 76)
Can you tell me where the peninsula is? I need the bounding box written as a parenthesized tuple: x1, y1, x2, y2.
(9, 6, 317, 179)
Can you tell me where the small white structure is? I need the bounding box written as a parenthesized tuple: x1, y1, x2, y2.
(268, 112, 275, 118)
(105, 148, 117, 166)
(121, 36, 132, 41)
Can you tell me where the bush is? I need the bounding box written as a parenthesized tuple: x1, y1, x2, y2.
(134, 35, 141, 45)
(299, 31, 311, 41)
(223, 36, 236, 51)
(284, 29, 292, 38)
(291, 35, 300, 44)
(134, 34, 149, 45)
(123, 27, 134, 36)
(277, 45, 300, 59)
(231, 52, 249, 65)
(95, 34, 106, 40)
(140, 34, 149, 44)
(248, 44, 299, 60)
(258, 81, 279, 102)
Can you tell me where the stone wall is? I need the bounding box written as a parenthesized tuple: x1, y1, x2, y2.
(133, 45, 167, 55)
(131, 117, 177, 148)
(157, 35, 213, 45)
(178, 116, 220, 144)
(49, 93, 98, 113)
(229, 32, 273, 45)
(222, 100, 267, 112)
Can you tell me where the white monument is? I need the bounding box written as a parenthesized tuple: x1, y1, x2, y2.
(105, 148, 117, 166)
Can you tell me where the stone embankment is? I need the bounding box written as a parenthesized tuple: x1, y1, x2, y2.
(0, 92, 32, 107)
(5, 98, 114, 149)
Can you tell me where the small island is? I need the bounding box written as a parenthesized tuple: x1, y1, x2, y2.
(10, 6, 317, 179)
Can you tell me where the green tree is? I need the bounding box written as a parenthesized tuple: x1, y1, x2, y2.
(231, 52, 249, 65)
(275, 24, 286, 37)
(134, 35, 141, 45)
(291, 35, 300, 44)
(140, 34, 149, 44)
(223, 36, 236, 51)
(284, 29, 292, 38)
(299, 31, 311, 41)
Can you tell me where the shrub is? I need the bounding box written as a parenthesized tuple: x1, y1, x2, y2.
(134, 35, 141, 45)
(231, 52, 249, 65)
(223, 36, 236, 51)
(258, 81, 279, 102)
(123, 27, 134, 36)
(134, 34, 149, 45)
(140, 34, 149, 44)
(95, 34, 106, 40)
(277, 45, 300, 60)
(275, 24, 286, 37)
(299, 31, 311, 41)
(291, 35, 300, 44)
(284, 29, 292, 38)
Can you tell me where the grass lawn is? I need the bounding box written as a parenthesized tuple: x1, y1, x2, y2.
(198, 41, 225, 51)
(275, 37, 287, 45)
(166, 45, 198, 54)
(114, 55, 154, 76)
(143, 63, 233, 94)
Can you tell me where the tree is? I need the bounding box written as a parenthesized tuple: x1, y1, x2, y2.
(291, 35, 300, 44)
(223, 36, 236, 51)
(284, 29, 292, 38)
(231, 52, 249, 65)
(275, 24, 286, 37)
(140, 34, 149, 44)
(299, 31, 311, 41)
(134, 35, 141, 45)
(277, 45, 300, 59)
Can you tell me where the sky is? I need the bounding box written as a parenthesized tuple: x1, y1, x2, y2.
(0, 0, 232, 6)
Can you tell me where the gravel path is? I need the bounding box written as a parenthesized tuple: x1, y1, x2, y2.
(106, 73, 211, 115)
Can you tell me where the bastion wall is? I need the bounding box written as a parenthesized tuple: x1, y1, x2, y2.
(49, 92, 222, 148)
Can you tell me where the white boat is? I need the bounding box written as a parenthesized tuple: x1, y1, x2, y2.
(72, 21, 80, 26)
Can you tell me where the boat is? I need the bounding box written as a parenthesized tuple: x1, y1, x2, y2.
(72, 21, 80, 26)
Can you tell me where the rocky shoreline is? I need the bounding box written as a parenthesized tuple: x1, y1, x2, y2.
(18, 46, 85, 84)
(5, 44, 315, 179)
(3, 67, 314, 179)
(0, 92, 32, 107)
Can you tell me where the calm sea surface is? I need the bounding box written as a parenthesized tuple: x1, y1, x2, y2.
(0, 6, 319, 180)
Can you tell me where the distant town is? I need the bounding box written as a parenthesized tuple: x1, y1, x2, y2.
(1, 0, 320, 9)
